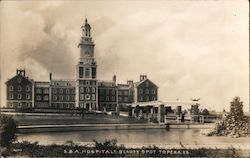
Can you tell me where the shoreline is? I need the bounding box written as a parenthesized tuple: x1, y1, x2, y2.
(17, 123, 214, 133)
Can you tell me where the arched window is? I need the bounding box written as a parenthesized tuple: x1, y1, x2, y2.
(18, 86, 22, 91)
(26, 86, 30, 92)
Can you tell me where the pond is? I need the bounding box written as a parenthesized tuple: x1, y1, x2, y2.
(17, 129, 249, 149)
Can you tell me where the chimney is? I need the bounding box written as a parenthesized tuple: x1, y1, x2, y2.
(49, 73, 52, 81)
(113, 75, 116, 83)
(144, 74, 147, 79)
(23, 69, 26, 76)
(127, 80, 133, 85)
(140, 75, 144, 81)
(16, 69, 18, 75)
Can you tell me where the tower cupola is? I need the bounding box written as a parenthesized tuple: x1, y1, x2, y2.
(81, 18, 91, 37)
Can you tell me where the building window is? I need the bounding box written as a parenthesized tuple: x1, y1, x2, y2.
(66, 96, 69, 101)
(66, 89, 69, 94)
(139, 89, 143, 94)
(66, 104, 70, 108)
(60, 96, 63, 101)
(106, 96, 109, 101)
(100, 89, 104, 95)
(152, 89, 155, 94)
(26, 94, 30, 99)
(139, 96, 143, 101)
(80, 87, 84, 93)
(53, 89, 57, 94)
(86, 87, 90, 93)
(44, 96, 49, 101)
(85, 68, 90, 78)
(18, 102, 22, 108)
(26, 102, 30, 108)
(80, 94, 84, 101)
(112, 90, 116, 95)
(60, 89, 63, 94)
(106, 89, 109, 95)
(18, 85, 22, 91)
(10, 103, 13, 108)
(112, 96, 116, 102)
(36, 88, 42, 94)
(152, 96, 156, 100)
(85, 94, 90, 100)
(92, 87, 95, 93)
(36, 95, 41, 100)
(146, 96, 149, 101)
(72, 96, 75, 101)
(92, 94, 95, 100)
(26, 86, 30, 92)
(72, 89, 75, 94)
(86, 81, 90, 85)
(124, 90, 128, 95)
(18, 78, 21, 83)
(118, 91, 122, 95)
(53, 95, 57, 101)
(124, 97, 128, 102)
(44, 89, 49, 94)
(18, 93, 22, 99)
(10, 93, 13, 99)
(118, 97, 122, 102)
(9, 86, 13, 91)
(145, 89, 149, 94)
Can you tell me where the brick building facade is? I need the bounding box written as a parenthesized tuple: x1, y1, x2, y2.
(5, 19, 159, 112)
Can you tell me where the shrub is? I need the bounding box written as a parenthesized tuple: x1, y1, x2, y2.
(0, 114, 18, 147)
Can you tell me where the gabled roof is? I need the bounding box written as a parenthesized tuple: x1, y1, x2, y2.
(134, 78, 158, 88)
(5, 74, 34, 84)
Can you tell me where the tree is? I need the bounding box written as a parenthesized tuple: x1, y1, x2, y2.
(208, 97, 248, 137)
(202, 109, 209, 116)
(0, 115, 18, 147)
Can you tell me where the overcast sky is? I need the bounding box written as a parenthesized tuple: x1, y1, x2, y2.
(0, 0, 249, 112)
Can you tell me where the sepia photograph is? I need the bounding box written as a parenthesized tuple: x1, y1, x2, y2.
(0, 0, 249, 157)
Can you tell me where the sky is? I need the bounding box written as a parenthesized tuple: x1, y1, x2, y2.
(0, 0, 249, 112)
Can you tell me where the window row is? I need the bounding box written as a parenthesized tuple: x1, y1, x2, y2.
(53, 95, 75, 101)
(9, 102, 31, 108)
(118, 90, 131, 96)
(9, 85, 31, 92)
(99, 96, 116, 102)
(80, 87, 95, 93)
(52, 88, 75, 94)
(118, 96, 129, 102)
(99, 89, 116, 95)
(79, 80, 96, 86)
(36, 88, 49, 94)
(139, 89, 156, 94)
(139, 96, 156, 101)
(36, 95, 49, 101)
(80, 94, 95, 101)
(9, 93, 31, 99)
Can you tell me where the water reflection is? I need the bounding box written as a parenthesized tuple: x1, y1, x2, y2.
(17, 129, 249, 147)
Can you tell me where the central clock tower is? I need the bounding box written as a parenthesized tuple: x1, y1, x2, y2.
(76, 19, 98, 110)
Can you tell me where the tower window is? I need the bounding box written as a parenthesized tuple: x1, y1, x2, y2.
(85, 68, 90, 77)
(86, 87, 90, 93)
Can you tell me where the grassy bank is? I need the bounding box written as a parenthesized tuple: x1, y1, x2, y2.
(1, 140, 249, 157)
